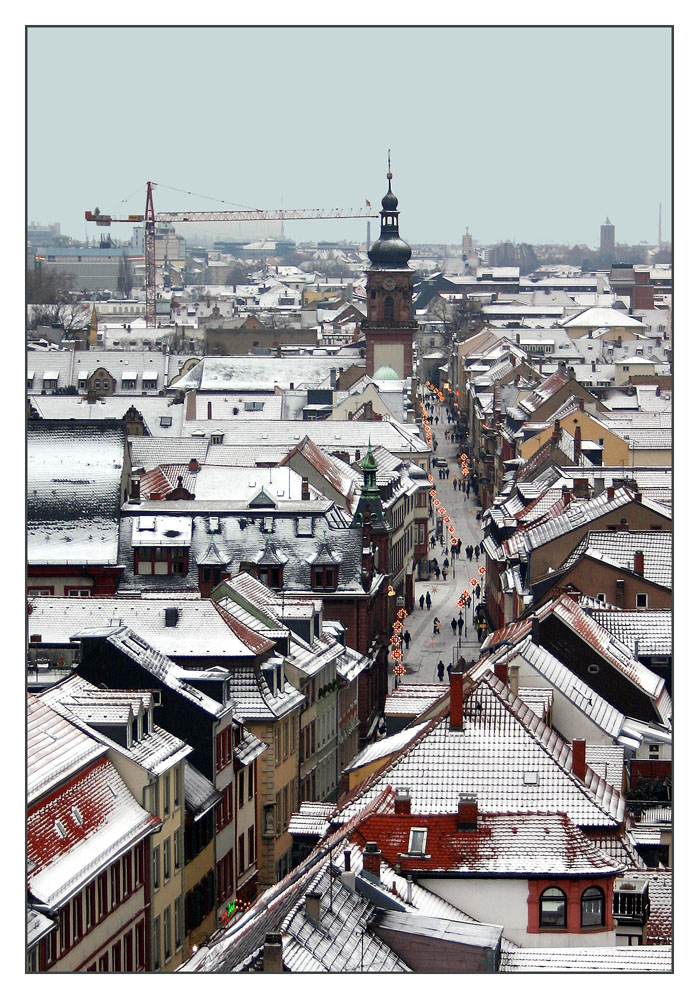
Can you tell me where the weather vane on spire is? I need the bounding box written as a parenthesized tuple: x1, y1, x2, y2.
(387, 149, 392, 181)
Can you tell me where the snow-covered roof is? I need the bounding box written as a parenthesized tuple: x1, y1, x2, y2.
(27, 420, 125, 566)
(335, 673, 625, 828)
(28, 753, 159, 911)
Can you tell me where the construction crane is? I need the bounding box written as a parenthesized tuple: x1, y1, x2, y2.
(85, 180, 379, 327)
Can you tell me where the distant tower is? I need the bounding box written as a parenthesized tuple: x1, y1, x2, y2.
(362, 154, 416, 380)
(600, 218, 615, 263)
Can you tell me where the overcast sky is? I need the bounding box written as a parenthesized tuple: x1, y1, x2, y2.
(27, 25, 671, 248)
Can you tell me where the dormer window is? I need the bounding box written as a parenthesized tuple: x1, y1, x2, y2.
(259, 565, 283, 589)
(312, 566, 338, 591)
(408, 828, 428, 855)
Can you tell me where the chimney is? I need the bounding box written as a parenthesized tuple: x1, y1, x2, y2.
(263, 933, 283, 973)
(530, 616, 540, 646)
(572, 739, 587, 782)
(634, 491, 643, 503)
(494, 662, 508, 685)
(456, 794, 478, 832)
(574, 424, 582, 463)
(607, 486, 615, 501)
(656, 385, 661, 397)
(395, 788, 411, 815)
(509, 662, 520, 698)
(189, 458, 199, 472)
(558, 361, 566, 376)
(538, 357, 543, 373)
(578, 397, 585, 412)
(515, 332, 521, 345)
(87, 388, 97, 404)
(305, 891, 322, 924)
(207, 400, 212, 420)
(561, 484, 572, 506)
(573, 478, 590, 499)
(591, 360, 596, 372)
(301, 477, 310, 500)
(363, 842, 382, 880)
(344, 849, 352, 872)
(634, 550, 644, 576)
(129, 475, 141, 502)
(449, 662, 465, 730)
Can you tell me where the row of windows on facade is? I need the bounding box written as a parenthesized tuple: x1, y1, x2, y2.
(43, 842, 148, 969)
(274, 778, 297, 838)
(134, 549, 339, 591)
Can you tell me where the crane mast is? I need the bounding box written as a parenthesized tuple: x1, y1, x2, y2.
(85, 181, 378, 327)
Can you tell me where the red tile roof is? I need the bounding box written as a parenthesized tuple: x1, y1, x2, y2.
(354, 802, 624, 876)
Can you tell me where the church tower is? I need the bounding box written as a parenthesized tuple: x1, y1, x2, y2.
(363, 156, 416, 380)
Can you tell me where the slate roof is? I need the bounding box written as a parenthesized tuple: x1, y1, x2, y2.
(355, 806, 625, 877)
(500, 946, 671, 972)
(27, 420, 125, 566)
(562, 531, 671, 588)
(116, 507, 365, 596)
(335, 673, 625, 828)
(27, 754, 159, 910)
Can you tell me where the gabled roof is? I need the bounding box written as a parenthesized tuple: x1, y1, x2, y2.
(562, 307, 646, 329)
(502, 487, 670, 560)
(335, 673, 625, 828)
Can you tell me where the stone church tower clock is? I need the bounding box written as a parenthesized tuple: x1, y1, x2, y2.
(363, 158, 416, 380)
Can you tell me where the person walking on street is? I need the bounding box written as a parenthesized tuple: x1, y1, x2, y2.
(419, 593, 425, 610)
(434, 563, 440, 580)
(433, 617, 441, 634)
(426, 591, 431, 610)
(403, 629, 411, 650)
(451, 617, 457, 635)
(475, 583, 481, 599)
(457, 614, 464, 637)
(466, 594, 471, 609)
(442, 567, 448, 581)
(453, 478, 457, 491)
(437, 660, 445, 681)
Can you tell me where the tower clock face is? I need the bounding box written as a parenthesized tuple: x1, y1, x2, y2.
(382, 277, 396, 291)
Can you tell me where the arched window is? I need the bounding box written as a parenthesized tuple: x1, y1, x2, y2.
(580, 886, 605, 927)
(384, 296, 395, 322)
(539, 887, 567, 928)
